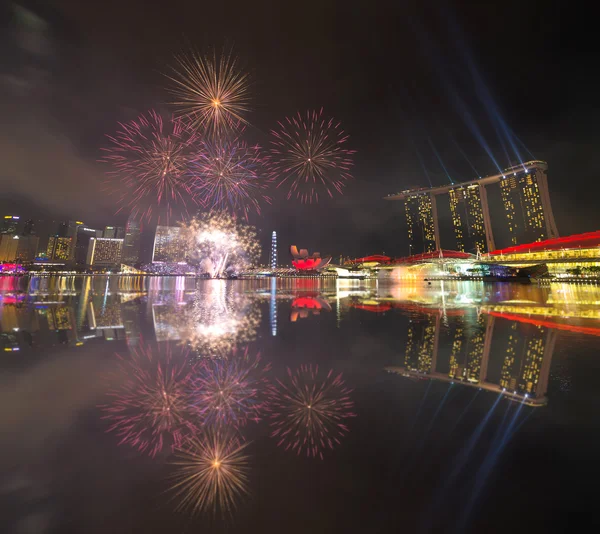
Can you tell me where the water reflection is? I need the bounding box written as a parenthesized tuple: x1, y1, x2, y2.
(152, 280, 261, 357)
(266, 364, 356, 459)
(1, 275, 600, 529)
(101, 344, 199, 458)
(289, 294, 332, 322)
(170, 430, 250, 515)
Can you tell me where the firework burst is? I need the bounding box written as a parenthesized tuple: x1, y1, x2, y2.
(267, 108, 355, 203)
(100, 344, 199, 458)
(193, 348, 270, 428)
(102, 110, 199, 223)
(190, 138, 271, 218)
(180, 211, 260, 278)
(170, 430, 250, 515)
(166, 50, 250, 134)
(266, 364, 356, 459)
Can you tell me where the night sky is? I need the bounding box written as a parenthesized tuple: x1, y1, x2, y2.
(0, 0, 598, 261)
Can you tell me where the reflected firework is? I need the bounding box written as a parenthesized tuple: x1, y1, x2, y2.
(190, 138, 271, 218)
(267, 108, 355, 203)
(181, 211, 260, 278)
(267, 364, 356, 459)
(102, 110, 199, 223)
(101, 344, 199, 457)
(170, 430, 250, 515)
(166, 50, 250, 134)
(167, 281, 261, 358)
(193, 348, 270, 428)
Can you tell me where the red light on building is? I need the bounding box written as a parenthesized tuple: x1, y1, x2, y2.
(290, 245, 332, 271)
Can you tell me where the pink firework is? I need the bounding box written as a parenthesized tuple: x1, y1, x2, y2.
(266, 364, 356, 459)
(190, 138, 271, 218)
(267, 108, 355, 203)
(102, 109, 200, 223)
(192, 348, 270, 429)
(100, 344, 200, 458)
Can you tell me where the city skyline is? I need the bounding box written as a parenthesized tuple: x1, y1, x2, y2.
(0, 1, 597, 260)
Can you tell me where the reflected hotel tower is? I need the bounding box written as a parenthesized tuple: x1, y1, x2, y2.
(385, 160, 559, 254)
(388, 311, 555, 406)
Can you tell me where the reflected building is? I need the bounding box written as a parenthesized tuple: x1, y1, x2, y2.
(387, 311, 556, 406)
(404, 314, 440, 373)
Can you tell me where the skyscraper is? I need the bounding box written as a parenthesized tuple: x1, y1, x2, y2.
(103, 226, 116, 238)
(499, 165, 557, 246)
(22, 219, 35, 236)
(2, 215, 20, 234)
(123, 217, 141, 265)
(152, 226, 186, 263)
(386, 160, 557, 252)
(448, 185, 488, 254)
(47, 236, 73, 261)
(270, 231, 277, 269)
(403, 194, 437, 254)
(75, 226, 98, 266)
(86, 237, 124, 268)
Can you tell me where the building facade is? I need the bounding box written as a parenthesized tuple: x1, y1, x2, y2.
(46, 236, 73, 261)
(403, 193, 438, 254)
(2, 215, 20, 234)
(152, 226, 186, 263)
(386, 160, 558, 253)
(0, 235, 39, 262)
(86, 237, 123, 268)
(123, 217, 141, 264)
(75, 226, 98, 266)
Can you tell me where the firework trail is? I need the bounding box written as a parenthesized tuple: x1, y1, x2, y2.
(170, 430, 250, 515)
(166, 49, 250, 135)
(180, 211, 260, 278)
(267, 108, 355, 203)
(266, 364, 356, 459)
(190, 138, 271, 218)
(100, 344, 199, 458)
(193, 348, 270, 428)
(102, 110, 200, 223)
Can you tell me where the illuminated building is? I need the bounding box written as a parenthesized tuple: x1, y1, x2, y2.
(152, 226, 186, 263)
(86, 237, 124, 268)
(386, 160, 558, 251)
(0, 235, 19, 261)
(403, 193, 438, 253)
(270, 231, 277, 269)
(1, 215, 20, 234)
(123, 217, 141, 264)
(47, 236, 73, 261)
(448, 189, 466, 252)
(485, 230, 600, 275)
(448, 186, 488, 254)
(290, 246, 332, 271)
